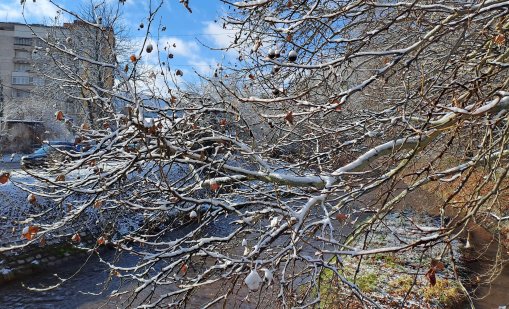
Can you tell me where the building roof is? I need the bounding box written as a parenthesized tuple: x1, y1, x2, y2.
(0, 119, 44, 124)
(0, 21, 51, 29)
(0, 20, 94, 31)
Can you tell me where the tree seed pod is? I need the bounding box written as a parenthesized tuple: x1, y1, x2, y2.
(268, 49, 276, 59)
(146, 43, 153, 53)
(272, 88, 280, 95)
(288, 50, 297, 62)
(176, 69, 183, 76)
(274, 49, 281, 58)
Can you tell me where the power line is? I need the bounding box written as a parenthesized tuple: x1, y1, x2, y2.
(154, 33, 234, 37)
(4, 29, 235, 37)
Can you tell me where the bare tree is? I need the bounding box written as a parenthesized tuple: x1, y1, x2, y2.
(4, 0, 509, 307)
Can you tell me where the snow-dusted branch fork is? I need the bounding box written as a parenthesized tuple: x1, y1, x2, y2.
(199, 92, 509, 189)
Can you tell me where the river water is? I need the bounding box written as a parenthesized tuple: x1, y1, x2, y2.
(1, 216, 508, 308)
(0, 211, 257, 308)
(468, 226, 509, 308)
(0, 250, 129, 309)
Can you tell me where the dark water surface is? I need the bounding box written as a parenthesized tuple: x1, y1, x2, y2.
(1, 215, 509, 308)
(468, 226, 509, 309)
(0, 250, 130, 309)
(0, 213, 250, 309)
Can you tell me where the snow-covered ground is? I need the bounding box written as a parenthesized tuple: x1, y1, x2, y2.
(0, 171, 44, 247)
(1, 153, 24, 163)
(0, 159, 197, 249)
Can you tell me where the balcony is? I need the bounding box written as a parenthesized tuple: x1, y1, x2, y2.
(12, 73, 32, 86)
(13, 57, 31, 63)
(14, 37, 33, 46)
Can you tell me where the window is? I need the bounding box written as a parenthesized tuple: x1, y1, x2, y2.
(14, 37, 32, 46)
(14, 63, 30, 72)
(12, 76, 32, 85)
(14, 50, 30, 59)
(12, 89, 30, 98)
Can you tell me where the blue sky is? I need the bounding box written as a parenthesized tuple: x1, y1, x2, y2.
(0, 0, 235, 79)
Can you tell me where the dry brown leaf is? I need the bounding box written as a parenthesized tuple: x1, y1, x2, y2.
(27, 193, 37, 204)
(97, 236, 106, 246)
(210, 181, 220, 192)
(0, 173, 9, 184)
(39, 236, 46, 247)
(180, 263, 188, 275)
(425, 268, 436, 286)
(494, 33, 506, 46)
(71, 233, 81, 243)
(335, 213, 348, 221)
(22, 225, 39, 240)
(431, 259, 445, 271)
(55, 111, 64, 121)
(284, 111, 294, 125)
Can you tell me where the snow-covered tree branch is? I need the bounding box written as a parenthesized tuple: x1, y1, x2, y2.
(3, 0, 509, 307)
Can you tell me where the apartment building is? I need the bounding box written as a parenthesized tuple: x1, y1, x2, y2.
(0, 22, 46, 104)
(0, 21, 115, 123)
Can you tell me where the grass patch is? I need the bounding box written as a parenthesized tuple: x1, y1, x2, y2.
(422, 279, 465, 307)
(373, 253, 401, 269)
(354, 272, 378, 292)
(388, 274, 415, 296)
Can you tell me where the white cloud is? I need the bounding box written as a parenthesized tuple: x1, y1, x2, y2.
(159, 36, 200, 57)
(203, 21, 237, 48)
(123, 35, 210, 91)
(127, 36, 201, 67)
(0, 0, 59, 22)
(188, 59, 215, 75)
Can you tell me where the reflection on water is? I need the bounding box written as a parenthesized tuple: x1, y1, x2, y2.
(0, 213, 239, 308)
(2, 216, 509, 308)
(0, 252, 119, 309)
(467, 226, 509, 309)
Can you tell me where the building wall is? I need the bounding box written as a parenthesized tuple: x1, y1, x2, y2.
(0, 21, 115, 125)
(0, 23, 49, 106)
(0, 23, 18, 104)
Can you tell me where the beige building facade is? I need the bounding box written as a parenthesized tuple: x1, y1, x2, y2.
(0, 22, 48, 108)
(0, 21, 115, 124)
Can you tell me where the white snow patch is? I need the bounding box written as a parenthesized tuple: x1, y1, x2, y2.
(244, 269, 262, 291)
